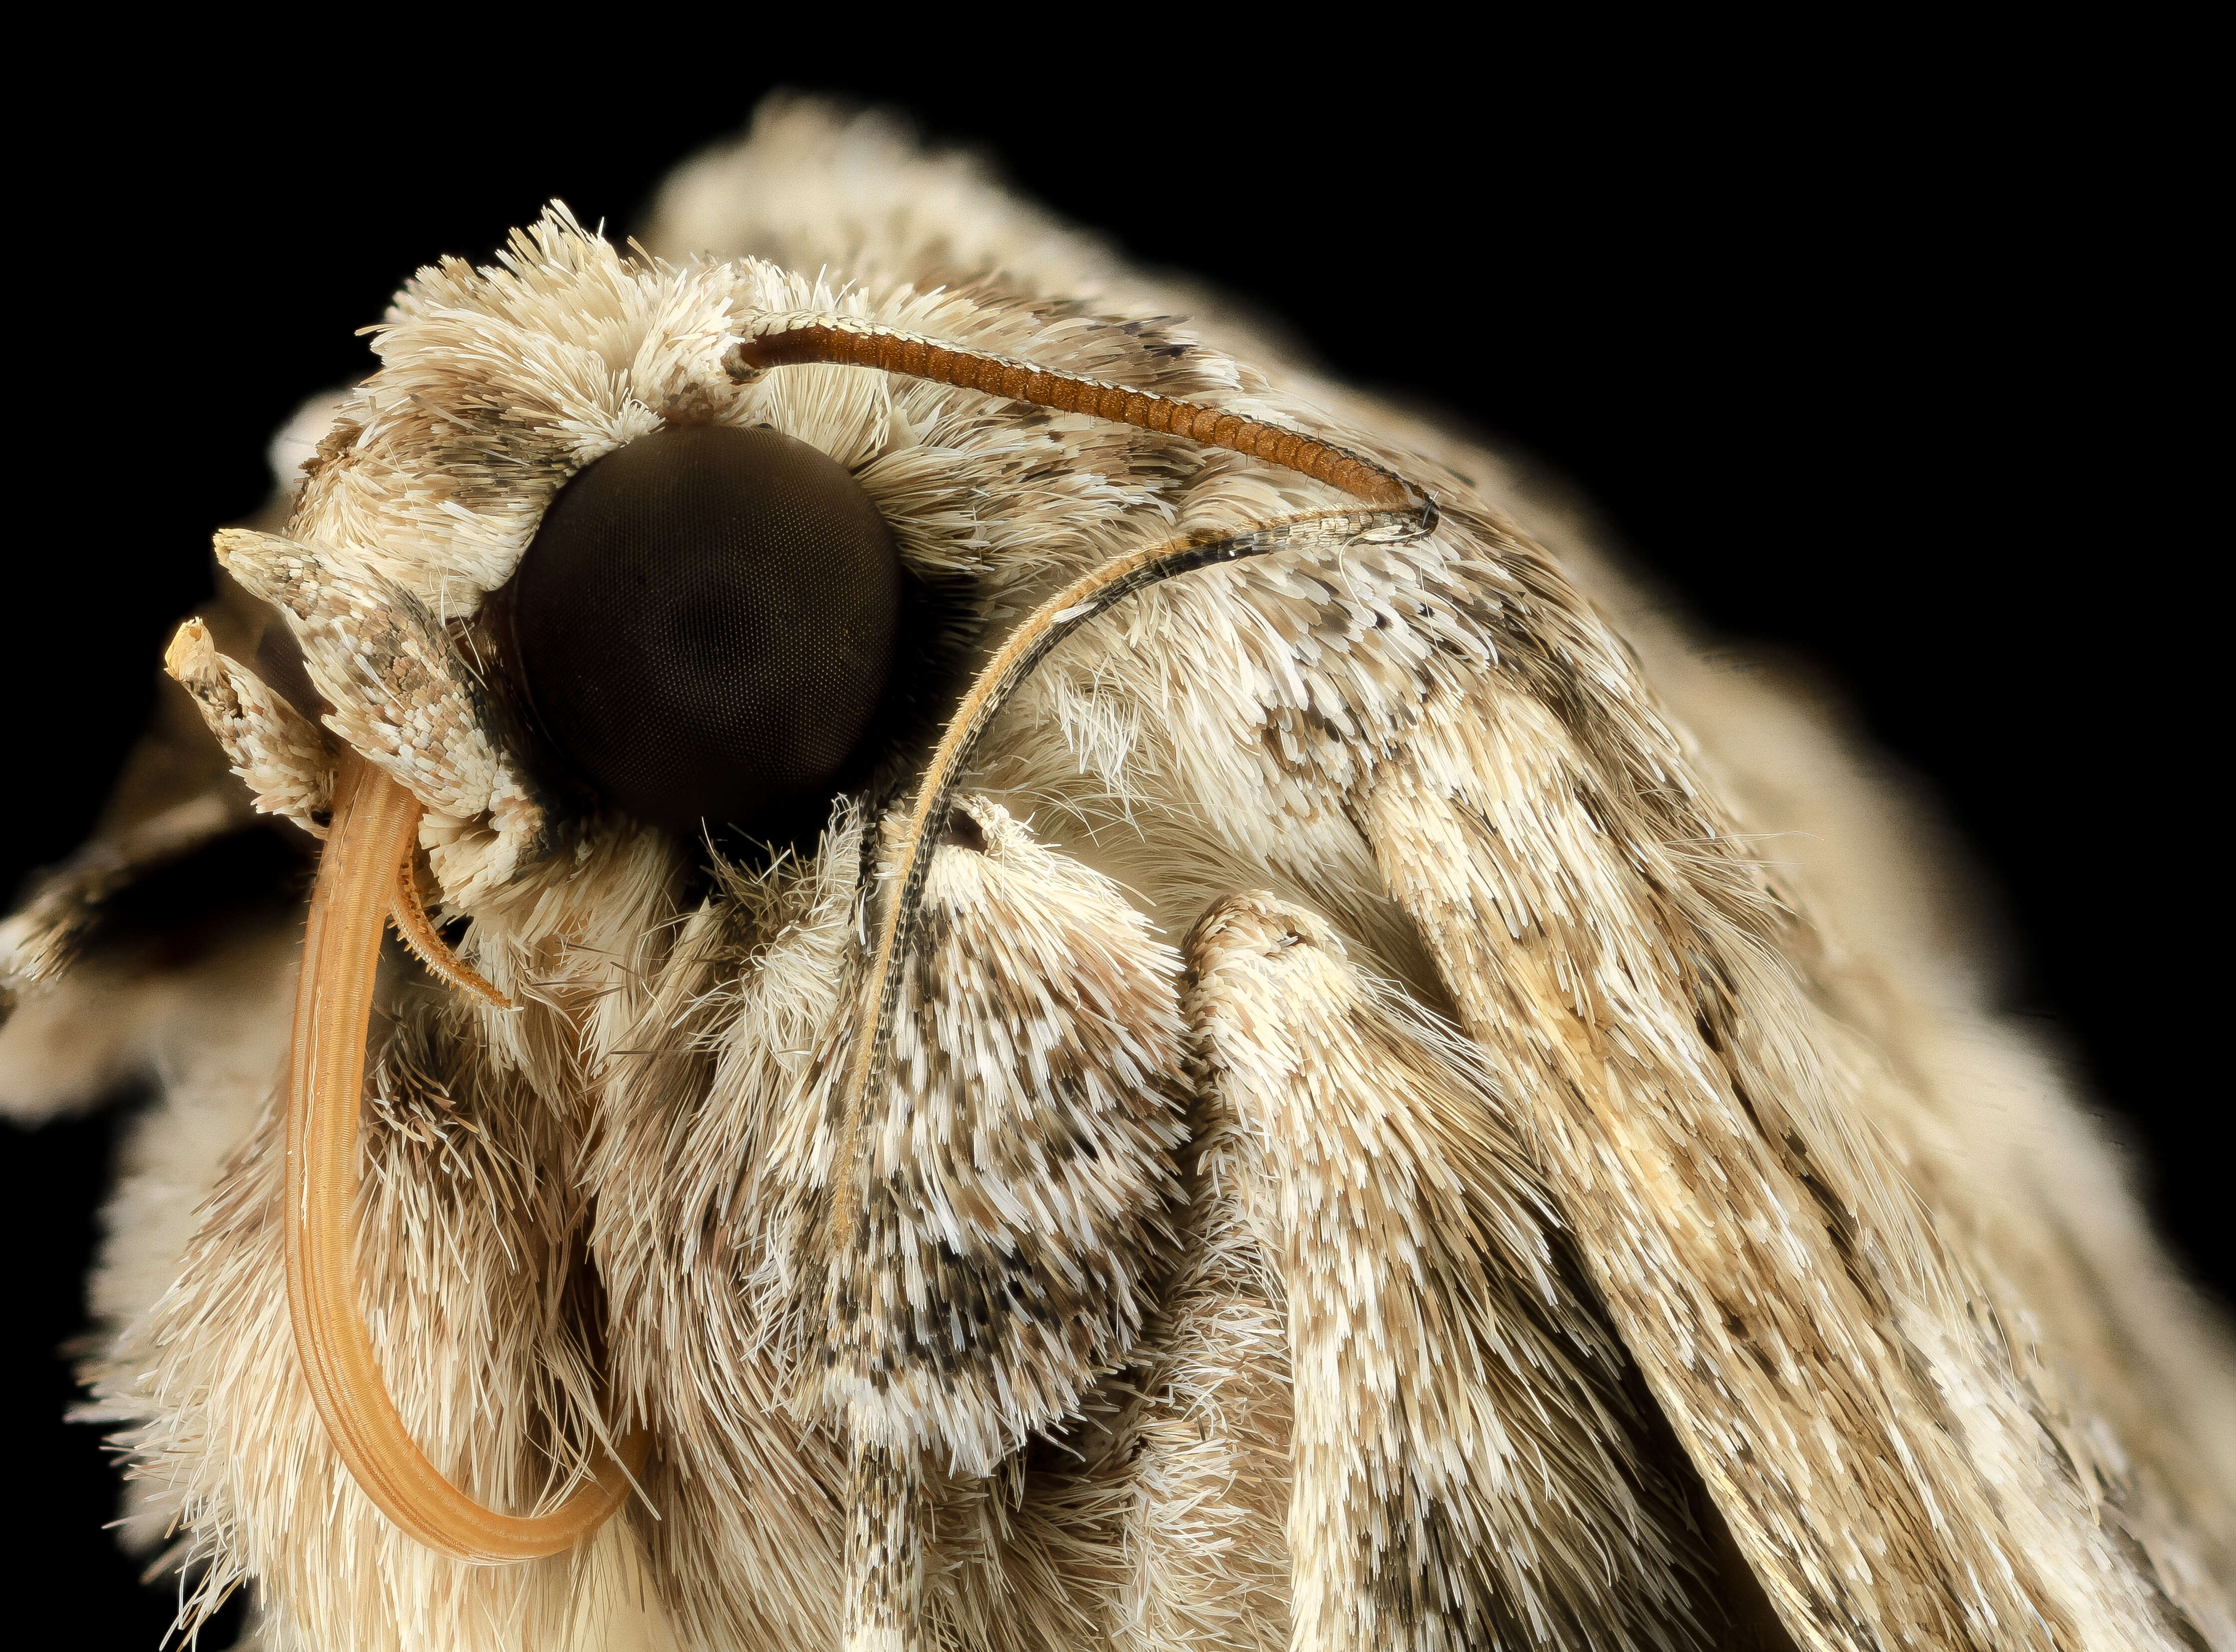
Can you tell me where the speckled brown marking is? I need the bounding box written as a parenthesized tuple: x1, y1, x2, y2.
(845, 1439, 927, 1650)
(819, 796, 1186, 1476)
(826, 512, 1425, 1259)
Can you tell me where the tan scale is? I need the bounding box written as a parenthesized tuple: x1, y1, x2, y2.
(0, 94, 2228, 1652)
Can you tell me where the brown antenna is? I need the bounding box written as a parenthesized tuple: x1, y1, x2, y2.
(727, 319, 1429, 514)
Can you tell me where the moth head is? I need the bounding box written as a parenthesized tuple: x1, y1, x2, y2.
(156, 202, 1432, 1562)
(190, 211, 954, 913)
(180, 206, 1419, 924)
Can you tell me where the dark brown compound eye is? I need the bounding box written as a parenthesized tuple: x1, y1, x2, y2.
(500, 422, 902, 840)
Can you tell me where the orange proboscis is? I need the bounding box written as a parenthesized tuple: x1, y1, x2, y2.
(285, 753, 644, 1562)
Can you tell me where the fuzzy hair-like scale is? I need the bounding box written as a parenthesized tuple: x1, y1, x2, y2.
(0, 95, 2229, 1652)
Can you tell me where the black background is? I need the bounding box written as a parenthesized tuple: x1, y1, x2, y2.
(5, 31, 2215, 1644)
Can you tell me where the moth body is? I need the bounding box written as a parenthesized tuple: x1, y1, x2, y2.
(2, 97, 2230, 1652)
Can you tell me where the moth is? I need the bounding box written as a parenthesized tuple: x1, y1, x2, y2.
(1, 95, 2230, 1652)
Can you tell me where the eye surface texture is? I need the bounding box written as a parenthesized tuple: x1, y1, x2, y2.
(501, 422, 902, 838)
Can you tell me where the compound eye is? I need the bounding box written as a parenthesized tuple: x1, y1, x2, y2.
(502, 423, 902, 839)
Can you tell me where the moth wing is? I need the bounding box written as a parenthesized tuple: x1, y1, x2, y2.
(1562, 525, 2236, 1607)
(1352, 514, 2222, 1649)
(1182, 888, 1738, 1652)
